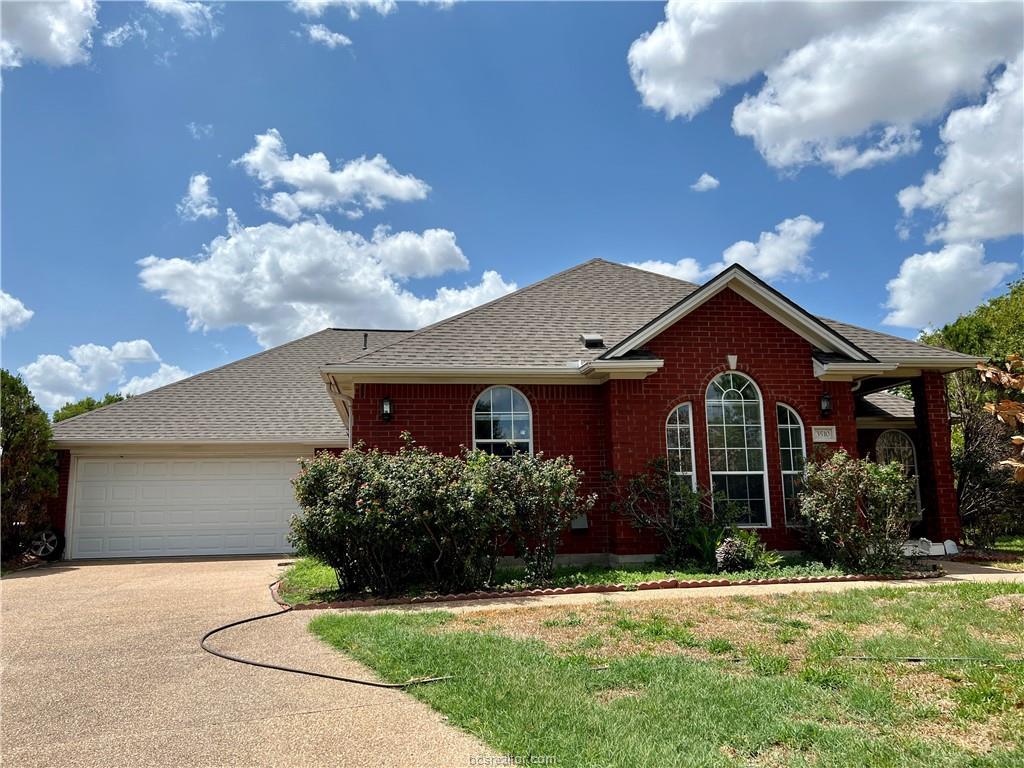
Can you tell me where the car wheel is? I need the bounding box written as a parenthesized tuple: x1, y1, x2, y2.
(29, 529, 65, 561)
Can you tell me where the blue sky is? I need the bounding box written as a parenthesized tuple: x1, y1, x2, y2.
(2, 1, 1021, 410)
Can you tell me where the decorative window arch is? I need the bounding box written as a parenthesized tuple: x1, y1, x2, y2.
(705, 372, 770, 527)
(666, 403, 696, 490)
(776, 404, 807, 526)
(876, 430, 922, 520)
(473, 386, 533, 456)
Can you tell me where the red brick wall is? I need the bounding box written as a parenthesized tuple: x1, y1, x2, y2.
(605, 288, 857, 553)
(350, 288, 862, 556)
(48, 449, 71, 536)
(912, 372, 961, 542)
(352, 382, 612, 554)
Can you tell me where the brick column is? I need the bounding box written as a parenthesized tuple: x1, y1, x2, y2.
(47, 449, 71, 535)
(912, 372, 961, 542)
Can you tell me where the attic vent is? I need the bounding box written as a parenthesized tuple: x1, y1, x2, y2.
(580, 333, 604, 349)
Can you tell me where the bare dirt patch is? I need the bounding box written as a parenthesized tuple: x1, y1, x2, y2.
(985, 594, 1024, 613)
(594, 688, 642, 705)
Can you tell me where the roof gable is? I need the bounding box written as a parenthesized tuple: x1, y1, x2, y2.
(601, 264, 873, 362)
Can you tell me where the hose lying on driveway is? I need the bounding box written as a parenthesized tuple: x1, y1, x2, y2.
(200, 584, 451, 689)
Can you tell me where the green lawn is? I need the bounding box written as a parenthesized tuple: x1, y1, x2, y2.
(311, 582, 1024, 768)
(276, 556, 851, 605)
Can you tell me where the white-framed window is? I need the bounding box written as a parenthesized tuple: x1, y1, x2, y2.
(706, 372, 770, 527)
(666, 403, 696, 490)
(776, 404, 807, 526)
(876, 429, 922, 520)
(473, 386, 533, 456)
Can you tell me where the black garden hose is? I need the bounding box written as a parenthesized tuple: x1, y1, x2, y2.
(199, 583, 451, 689)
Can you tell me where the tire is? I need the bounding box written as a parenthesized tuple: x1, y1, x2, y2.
(29, 528, 65, 561)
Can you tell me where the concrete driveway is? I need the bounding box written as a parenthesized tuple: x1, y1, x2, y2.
(0, 558, 489, 768)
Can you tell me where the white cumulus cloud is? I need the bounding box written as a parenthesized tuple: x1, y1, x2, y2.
(0, 290, 35, 335)
(629, 1, 1022, 174)
(177, 173, 219, 221)
(137, 212, 515, 348)
(289, 0, 396, 20)
(234, 129, 430, 221)
(898, 56, 1024, 245)
(304, 23, 351, 48)
(18, 338, 188, 411)
(690, 173, 719, 192)
(0, 0, 98, 68)
(629, 215, 825, 284)
(883, 242, 1018, 329)
(144, 0, 219, 38)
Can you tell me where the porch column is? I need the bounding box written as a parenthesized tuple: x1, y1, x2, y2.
(911, 372, 961, 542)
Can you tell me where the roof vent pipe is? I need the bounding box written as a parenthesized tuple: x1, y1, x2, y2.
(363, 332, 368, 350)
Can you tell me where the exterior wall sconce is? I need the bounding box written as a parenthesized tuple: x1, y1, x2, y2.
(381, 396, 393, 422)
(820, 391, 833, 418)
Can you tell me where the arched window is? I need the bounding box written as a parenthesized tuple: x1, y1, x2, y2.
(706, 372, 769, 526)
(776, 404, 806, 526)
(876, 430, 922, 520)
(666, 403, 696, 490)
(473, 386, 532, 456)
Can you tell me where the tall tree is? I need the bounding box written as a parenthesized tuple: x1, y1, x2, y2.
(1, 370, 57, 543)
(53, 393, 125, 422)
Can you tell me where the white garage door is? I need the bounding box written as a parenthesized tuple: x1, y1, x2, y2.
(70, 457, 303, 558)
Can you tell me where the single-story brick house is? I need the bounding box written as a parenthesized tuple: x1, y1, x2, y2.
(51, 259, 980, 560)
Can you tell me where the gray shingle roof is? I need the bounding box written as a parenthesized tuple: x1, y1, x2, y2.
(818, 318, 980, 364)
(857, 391, 917, 420)
(338, 260, 699, 369)
(51, 329, 409, 445)
(334, 259, 978, 371)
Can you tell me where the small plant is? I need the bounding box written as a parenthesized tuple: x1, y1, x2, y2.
(715, 529, 781, 572)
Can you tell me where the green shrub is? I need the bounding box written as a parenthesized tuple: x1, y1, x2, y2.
(614, 459, 740, 568)
(289, 435, 593, 594)
(798, 449, 914, 572)
(1, 370, 57, 545)
(714, 529, 781, 572)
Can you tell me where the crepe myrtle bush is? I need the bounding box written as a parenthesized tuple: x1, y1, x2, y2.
(290, 435, 594, 594)
(613, 459, 740, 568)
(798, 449, 914, 573)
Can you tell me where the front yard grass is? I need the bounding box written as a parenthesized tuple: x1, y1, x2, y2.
(276, 556, 852, 605)
(311, 582, 1024, 768)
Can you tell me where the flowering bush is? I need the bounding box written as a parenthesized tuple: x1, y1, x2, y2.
(715, 529, 781, 572)
(798, 449, 914, 572)
(290, 435, 593, 594)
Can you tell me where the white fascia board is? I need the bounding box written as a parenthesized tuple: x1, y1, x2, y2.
(606, 269, 871, 362)
(813, 359, 897, 380)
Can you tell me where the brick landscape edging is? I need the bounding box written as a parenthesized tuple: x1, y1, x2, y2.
(279, 570, 944, 611)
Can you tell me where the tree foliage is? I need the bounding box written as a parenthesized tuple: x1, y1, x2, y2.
(920, 279, 1023, 363)
(799, 449, 914, 572)
(1, 370, 57, 544)
(53, 393, 126, 422)
(289, 436, 593, 595)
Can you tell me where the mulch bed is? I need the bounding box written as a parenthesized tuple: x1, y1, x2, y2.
(277, 569, 945, 610)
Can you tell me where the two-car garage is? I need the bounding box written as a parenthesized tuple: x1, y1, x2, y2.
(68, 456, 303, 559)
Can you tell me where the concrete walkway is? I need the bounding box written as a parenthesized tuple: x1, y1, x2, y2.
(324, 560, 1024, 617)
(0, 558, 490, 768)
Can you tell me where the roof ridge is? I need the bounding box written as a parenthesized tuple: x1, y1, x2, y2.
(604, 259, 701, 288)
(335, 259, 612, 366)
(50, 328, 377, 430)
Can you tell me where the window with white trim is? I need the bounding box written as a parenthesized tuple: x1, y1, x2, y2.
(776, 404, 806, 526)
(666, 403, 696, 489)
(706, 372, 769, 526)
(876, 429, 922, 520)
(473, 386, 532, 456)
